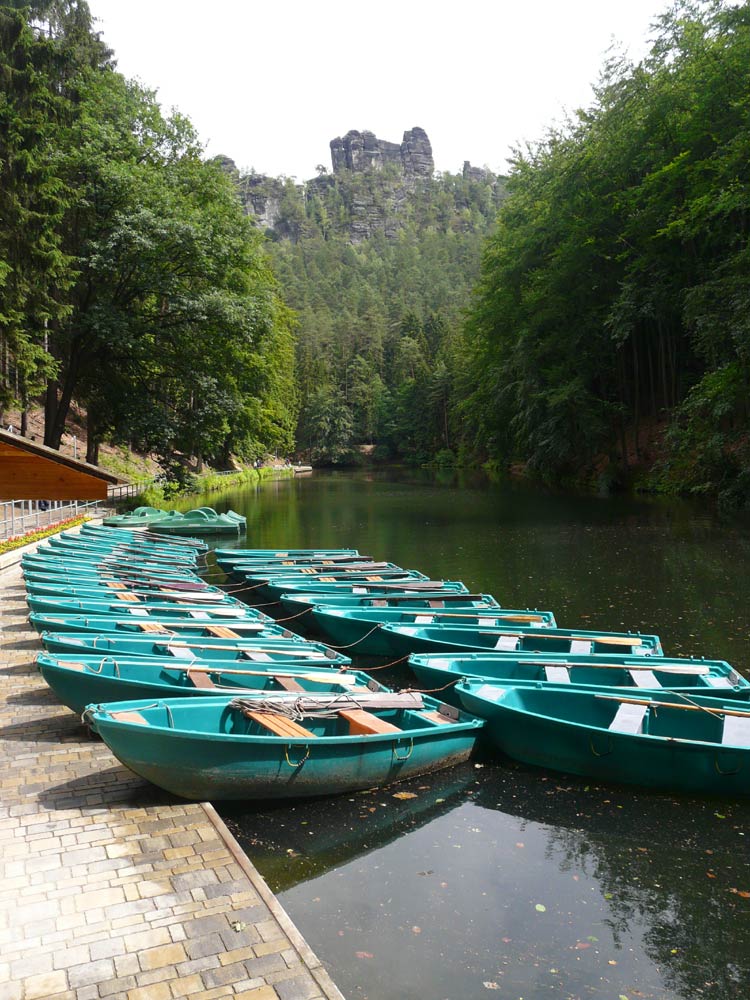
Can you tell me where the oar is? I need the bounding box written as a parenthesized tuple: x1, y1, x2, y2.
(159, 664, 359, 684)
(593, 694, 750, 717)
(526, 659, 709, 674)
(390, 610, 546, 622)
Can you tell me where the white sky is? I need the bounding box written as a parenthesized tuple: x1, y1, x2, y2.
(87, 0, 670, 180)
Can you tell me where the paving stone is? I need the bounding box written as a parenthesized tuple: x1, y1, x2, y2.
(0, 559, 343, 1000)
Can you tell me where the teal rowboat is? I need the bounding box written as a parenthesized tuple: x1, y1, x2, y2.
(37, 653, 376, 715)
(307, 606, 558, 656)
(456, 683, 750, 794)
(408, 652, 746, 704)
(26, 595, 250, 618)
(278, 592, 501, 618)
(214, 548, 360, 561)
(242, 570, 431, 604)
(25, 580, 225, 601)
(29, 612, 276, 636)
(102, 507, 175, 527)
(40, 631, 351, 666)
(379, 623, 663, 658)
(149, 508, 246, 536)
(83, 693, 484, 800)
(265, 578, 469, 603)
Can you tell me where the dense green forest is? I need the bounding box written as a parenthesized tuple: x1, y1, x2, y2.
(0, 0, 296, 472)
(464, 0, 750, 503)
(235, 165, 506, 465)
(3, 0, 750, 505)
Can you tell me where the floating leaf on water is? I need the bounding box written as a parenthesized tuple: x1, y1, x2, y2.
(715, 813, 727, 819)
(574, 942, 591, 950)
(483, 982, 500, 990)
(608, 960, 618, 966)
(392, 791, 418, 800)
(515, 842, 525, 848)
(604, 892, 613, 899)
(355, 951, 374, 959)
(411, 926, 421, 934)
(435, 798, 445, 803)
(586, 936, 599, 943)
(535, 903, 547, 912)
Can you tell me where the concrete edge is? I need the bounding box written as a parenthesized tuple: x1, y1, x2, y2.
(201, 801, 347, 1000)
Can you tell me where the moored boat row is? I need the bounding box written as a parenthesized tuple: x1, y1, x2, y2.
(23, 525, 750, 798)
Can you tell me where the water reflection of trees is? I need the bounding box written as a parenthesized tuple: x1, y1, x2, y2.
(473, 762, 750, 999)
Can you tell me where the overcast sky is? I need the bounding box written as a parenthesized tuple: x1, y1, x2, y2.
(87, 0, 671, 181)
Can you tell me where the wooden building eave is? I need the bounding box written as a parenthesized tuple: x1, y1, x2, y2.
(0, 429, 125, 501)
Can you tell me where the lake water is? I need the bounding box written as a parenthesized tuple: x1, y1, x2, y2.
(209, 469, 750, 1000)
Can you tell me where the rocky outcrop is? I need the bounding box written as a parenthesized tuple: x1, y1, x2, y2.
(330, 127, 434, 178)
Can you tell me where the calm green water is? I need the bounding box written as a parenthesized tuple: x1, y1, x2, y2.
(213, 469, 750, 1000)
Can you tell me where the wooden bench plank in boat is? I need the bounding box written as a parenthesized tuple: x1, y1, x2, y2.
(244, 712, 315, 739)
(570, 640, 592, 654)
(204, 625, 242, 639)
(109, 710, 148, 725)
(338, 709, 402, 736)
(276, 676, 305, 692)
(187, 670, 216, 689)
(135, 622, 171, 633)
(494, 635, 518, 651)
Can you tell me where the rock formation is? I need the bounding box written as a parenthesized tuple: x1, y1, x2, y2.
(329, 127, 434, 178)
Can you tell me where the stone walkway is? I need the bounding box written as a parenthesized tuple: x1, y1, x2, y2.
(0, 558, 345, 1000)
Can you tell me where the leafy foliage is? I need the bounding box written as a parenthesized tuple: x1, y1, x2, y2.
(465, 0, 750, 500)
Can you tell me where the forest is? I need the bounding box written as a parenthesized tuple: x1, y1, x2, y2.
(3, 0, 750, 504)
(0, 0, 297, 473)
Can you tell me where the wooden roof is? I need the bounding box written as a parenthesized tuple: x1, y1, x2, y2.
(0, 429, 125, 501)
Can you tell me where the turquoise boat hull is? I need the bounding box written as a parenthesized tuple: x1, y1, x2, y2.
(381, 623, 663, 658)
(408, 652, 747, 705)
(457, 683, 750, 795)
(214, 548, 360, 561)
(25, 581, 224, 601)
(266, 578, 468, 603)
(278, 592, 501, 618)
(27, 595, 249, 618)
(102, 507, 175, 527)
(83, 695, 484, 800)
(149, 507, 246, 535)
(37, 654, 376, 715)
(309, 606, 558, 656)
(40, 631, 350, 666)
(29, 611, 276, 635)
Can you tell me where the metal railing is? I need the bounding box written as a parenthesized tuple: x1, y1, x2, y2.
(0, 481, 149, 541)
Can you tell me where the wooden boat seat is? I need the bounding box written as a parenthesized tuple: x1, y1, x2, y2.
(629, 669, 660, 688)
(338, 709, 402, 736)
(59, 660, 86, 672)
(414, 615, 434, 624)
(135, 622, 171, 633)
(187, 670, 216, 689)
(105, 581, 127, 590)
(609, 703, 647, 734)
(570, 640, 592, 654)
(109, 710, 148, 726)
(115, 593, 141, 602)
(545, 666, 570, 683)
(722, 715, 750, 747)
(275, 676, 305, 692)
(241, 651, 273, 662)
(428, 600, 445, 609)
(204, 625, 242, 639)
(419, 710, 456, 725)
(244, 711, 315, 739)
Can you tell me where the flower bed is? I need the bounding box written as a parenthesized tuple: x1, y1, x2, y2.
(0, 516, 89, 554)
